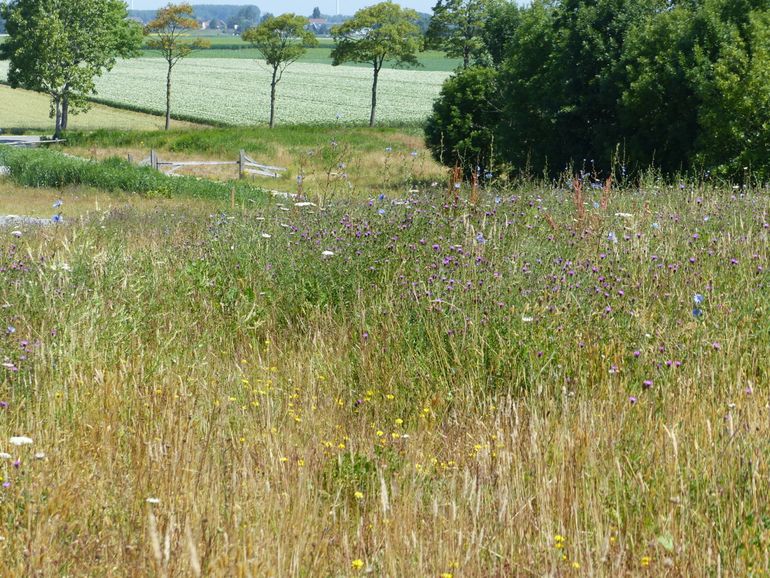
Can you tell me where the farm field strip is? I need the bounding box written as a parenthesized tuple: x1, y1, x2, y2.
(0, 59, 448, 126)
(140, 46, 462, 71)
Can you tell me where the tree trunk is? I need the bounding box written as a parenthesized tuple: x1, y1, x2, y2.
(165, 61, 173, 131)
(463, 44, 470, 69)
(61, 93, 69, 131)
(53, 96, 62, 140)
(269, 67, 278, 129)
(369, 65, 379, 127)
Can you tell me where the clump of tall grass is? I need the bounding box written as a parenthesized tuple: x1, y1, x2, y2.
(0, 146, 267, 201)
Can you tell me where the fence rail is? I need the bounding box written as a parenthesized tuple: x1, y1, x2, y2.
(139, 149, 286, 179)
(0, 136, 66, 147)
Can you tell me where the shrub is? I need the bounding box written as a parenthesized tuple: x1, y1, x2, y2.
(424, 66, 499, 176)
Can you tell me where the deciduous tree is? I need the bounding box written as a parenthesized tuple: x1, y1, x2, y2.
(145, 3, 209, 130)
(242, 14, 318, 128)
(0, 0, 142, 138)
(331, 2, 422, 127)
(426, 0, 494, 69)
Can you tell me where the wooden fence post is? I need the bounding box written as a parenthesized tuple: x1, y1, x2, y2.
(239, 149, 245, 179)
(150, 149, 158, 171)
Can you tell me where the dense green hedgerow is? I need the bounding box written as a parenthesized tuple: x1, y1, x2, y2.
(0, 146, 268, 201)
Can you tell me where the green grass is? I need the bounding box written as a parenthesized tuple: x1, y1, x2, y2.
(0, 146, 267, 202)
(0, 84, 200, 132)
(0, 176, 768, 575)
(65, 125, 426, 155)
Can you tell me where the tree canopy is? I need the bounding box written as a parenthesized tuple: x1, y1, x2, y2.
(426, 0, 770, 181)
(0, 0, 142, 137)
(426, 0, 495, 68)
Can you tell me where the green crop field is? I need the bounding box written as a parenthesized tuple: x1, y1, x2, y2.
(141, 43, 462, 71)
(0, 84, 198, 132)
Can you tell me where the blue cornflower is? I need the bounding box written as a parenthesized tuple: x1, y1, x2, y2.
(694, 293, 704, 305)
(53, 199, 63, 208)
(51, 213, 62, 224)
(692, 308, 703, 318)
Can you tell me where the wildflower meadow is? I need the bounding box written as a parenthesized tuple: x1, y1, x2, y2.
(0, 170, 768, 575)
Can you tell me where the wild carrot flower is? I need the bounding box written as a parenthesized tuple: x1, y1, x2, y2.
(9, 437, 32, 446)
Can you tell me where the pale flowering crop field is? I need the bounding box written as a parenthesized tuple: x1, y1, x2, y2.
(0, 58, 448, 125)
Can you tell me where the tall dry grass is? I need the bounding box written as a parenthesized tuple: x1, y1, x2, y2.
(0, 176, 768, 576)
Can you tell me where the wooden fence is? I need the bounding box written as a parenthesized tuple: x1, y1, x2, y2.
(139, 149, 286, 179)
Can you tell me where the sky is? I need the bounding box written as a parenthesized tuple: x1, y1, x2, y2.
(127, 0, 526, 18)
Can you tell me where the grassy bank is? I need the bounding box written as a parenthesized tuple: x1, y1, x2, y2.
(0, 179, 768, 575)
